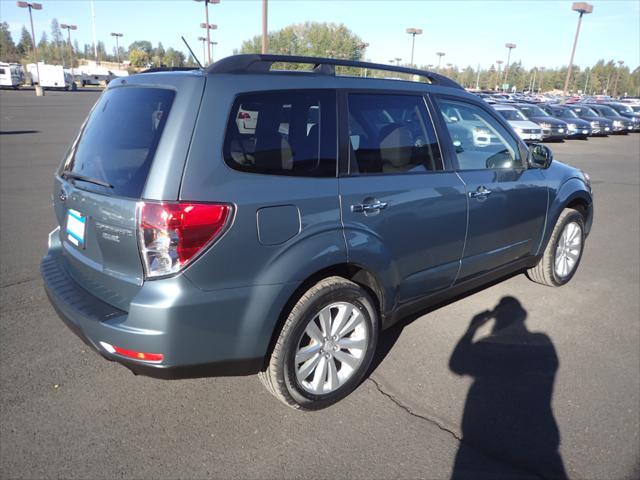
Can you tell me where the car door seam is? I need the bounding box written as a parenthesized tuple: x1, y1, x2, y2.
(453, 170, 469, 286)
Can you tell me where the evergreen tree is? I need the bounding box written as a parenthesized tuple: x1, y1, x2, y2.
(0, 22, 19, 62)
(16, 26, 33, 59)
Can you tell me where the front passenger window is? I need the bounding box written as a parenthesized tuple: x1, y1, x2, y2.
(438, 99, 523, 170)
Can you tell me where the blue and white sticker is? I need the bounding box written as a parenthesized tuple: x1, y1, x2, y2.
(67, 209, 86, 247)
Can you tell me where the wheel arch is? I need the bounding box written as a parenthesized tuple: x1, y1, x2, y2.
(262, 262, 387, 368)
(539, 178, 593, 256)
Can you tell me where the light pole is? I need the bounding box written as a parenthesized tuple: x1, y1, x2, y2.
(262, 0, 268, 54)
(16, 1, 44, 96)
(194, 0, 220, 65)
(200, 22, 217, 66)
(110, 32, 123, 69)
(503, 43, 516, 89)
(356, 42, 369, 76)
(436, 52, 445, 71)
(60, 24, 77, 82)
(612, 60, 624, 98)
(494, 60, 503, 90)
(405, 28, 422, 67)
(394, 57, 402, 66)
(563, 2, 593, 96)
(475, 63, 481, 90)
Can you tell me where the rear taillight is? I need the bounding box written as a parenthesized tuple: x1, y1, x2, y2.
(138, 201, 232, 278)
(237, 111, 251, 119)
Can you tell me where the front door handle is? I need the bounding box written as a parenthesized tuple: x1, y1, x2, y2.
(469, 186, 492, 199)
(351, 201, 388, 214)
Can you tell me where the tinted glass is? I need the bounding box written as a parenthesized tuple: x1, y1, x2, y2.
(519, 105, 549, 117)
(224, 91, 336, 177)
(571, 106, 598, 117)
(553, 108, 578, 119)
(439, 99, 522, 171)
(593, 105, 618, 116)
(347, 94, 442, 175)
(497, 109, 527, 121)
(62, 87, 175, 198)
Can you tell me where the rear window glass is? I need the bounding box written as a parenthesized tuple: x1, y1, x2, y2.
(223, 91, 337, 177)
(62, 87, 175, 198)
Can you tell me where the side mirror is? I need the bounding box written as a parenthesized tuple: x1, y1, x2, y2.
(529, 144, 553, 169)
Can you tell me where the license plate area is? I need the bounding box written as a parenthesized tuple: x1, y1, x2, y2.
(67, 209, 86, 248)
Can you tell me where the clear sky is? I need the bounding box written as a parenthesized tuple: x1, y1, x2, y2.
(1, 0, 639, 70)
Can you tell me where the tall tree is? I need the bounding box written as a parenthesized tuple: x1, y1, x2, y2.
(128, 40, 153, 55)
(0, 22, 19, 62)
(16, 26, 33, 60)
(50, 18, 64, 65)
(239, 21, 366, 67)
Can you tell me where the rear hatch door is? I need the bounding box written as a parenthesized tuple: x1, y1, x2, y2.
(53, 73, 205, 310)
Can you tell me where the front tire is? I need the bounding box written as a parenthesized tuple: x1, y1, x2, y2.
(527, 208, 585, 287)
(259, 276, 379, 410)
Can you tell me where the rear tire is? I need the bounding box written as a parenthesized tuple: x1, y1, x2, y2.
(259, 276, 378, 410)
(527, 208, 585, 287)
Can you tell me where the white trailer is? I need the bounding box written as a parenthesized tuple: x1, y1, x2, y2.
(0, 62, 24, 88)
(76, 63, 128, 87)
(27, 63, 73, 90)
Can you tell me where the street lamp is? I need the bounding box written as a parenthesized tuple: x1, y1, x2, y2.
(16, 1, 43, 96)
(436, 52, 445, 71)
(494, 60, 503, 90)
(194, 0, 220, 65)
(200, 22, 217, 66)
(394, 57, 402, 66)
(198, 36, 208, 65)
(405, 27, 423, 67)
(60, 24, 77, 81)
(503, 42, 516, 89)
(356, 42, 369, 76)
(613, 60, 624, 98)
(563, 2, 593, 96)
(110, 32, 123, 70)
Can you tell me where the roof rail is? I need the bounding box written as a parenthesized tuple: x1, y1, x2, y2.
(141, 66, 200, 74)
(207, 54, 464, 90)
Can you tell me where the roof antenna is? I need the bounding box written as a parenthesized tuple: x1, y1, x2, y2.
(182, 36, 203, 69)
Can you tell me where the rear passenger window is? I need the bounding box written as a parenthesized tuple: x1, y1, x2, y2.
(224, 91, 336, 177)
(347, 94, 442, 175)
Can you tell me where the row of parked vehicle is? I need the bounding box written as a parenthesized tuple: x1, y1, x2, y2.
(476, 92, 640, 143)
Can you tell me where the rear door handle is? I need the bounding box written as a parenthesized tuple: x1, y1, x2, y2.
(469, 186, 492, 199)
(351, 201, 388, 214)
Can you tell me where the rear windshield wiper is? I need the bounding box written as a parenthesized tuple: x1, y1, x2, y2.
(61, 171, 113, 189)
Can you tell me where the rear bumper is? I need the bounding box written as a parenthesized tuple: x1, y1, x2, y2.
(40, 247, 290, 379)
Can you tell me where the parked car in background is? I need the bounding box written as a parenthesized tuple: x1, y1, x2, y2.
(585, 104, 633, 134)
(40, 54, 594, 410)
(603, 103, 640, 132)
(539, 104, 592, 139)
(493, 104, 543, 143)
(568, 105, 614, 136)
(515, 104, 568, 141)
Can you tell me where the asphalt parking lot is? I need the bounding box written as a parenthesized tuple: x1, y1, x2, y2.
(1, 90, 638, 480)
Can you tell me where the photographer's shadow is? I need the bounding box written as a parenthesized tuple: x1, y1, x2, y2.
(449, 297, 567, 479)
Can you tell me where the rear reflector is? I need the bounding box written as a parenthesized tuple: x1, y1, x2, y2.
(100, 341, 164, 363)
(138, 201, 232, 278)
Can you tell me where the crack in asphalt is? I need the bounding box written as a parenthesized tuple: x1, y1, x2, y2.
(368, 376, 463, 441)
(367, 376, 547, 480)
(1, 277, 37, 289)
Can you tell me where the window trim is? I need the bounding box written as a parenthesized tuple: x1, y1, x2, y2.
(431, 94, 529, 172)
(337, 89, 446, 178)
(221, 89, 339, 178)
